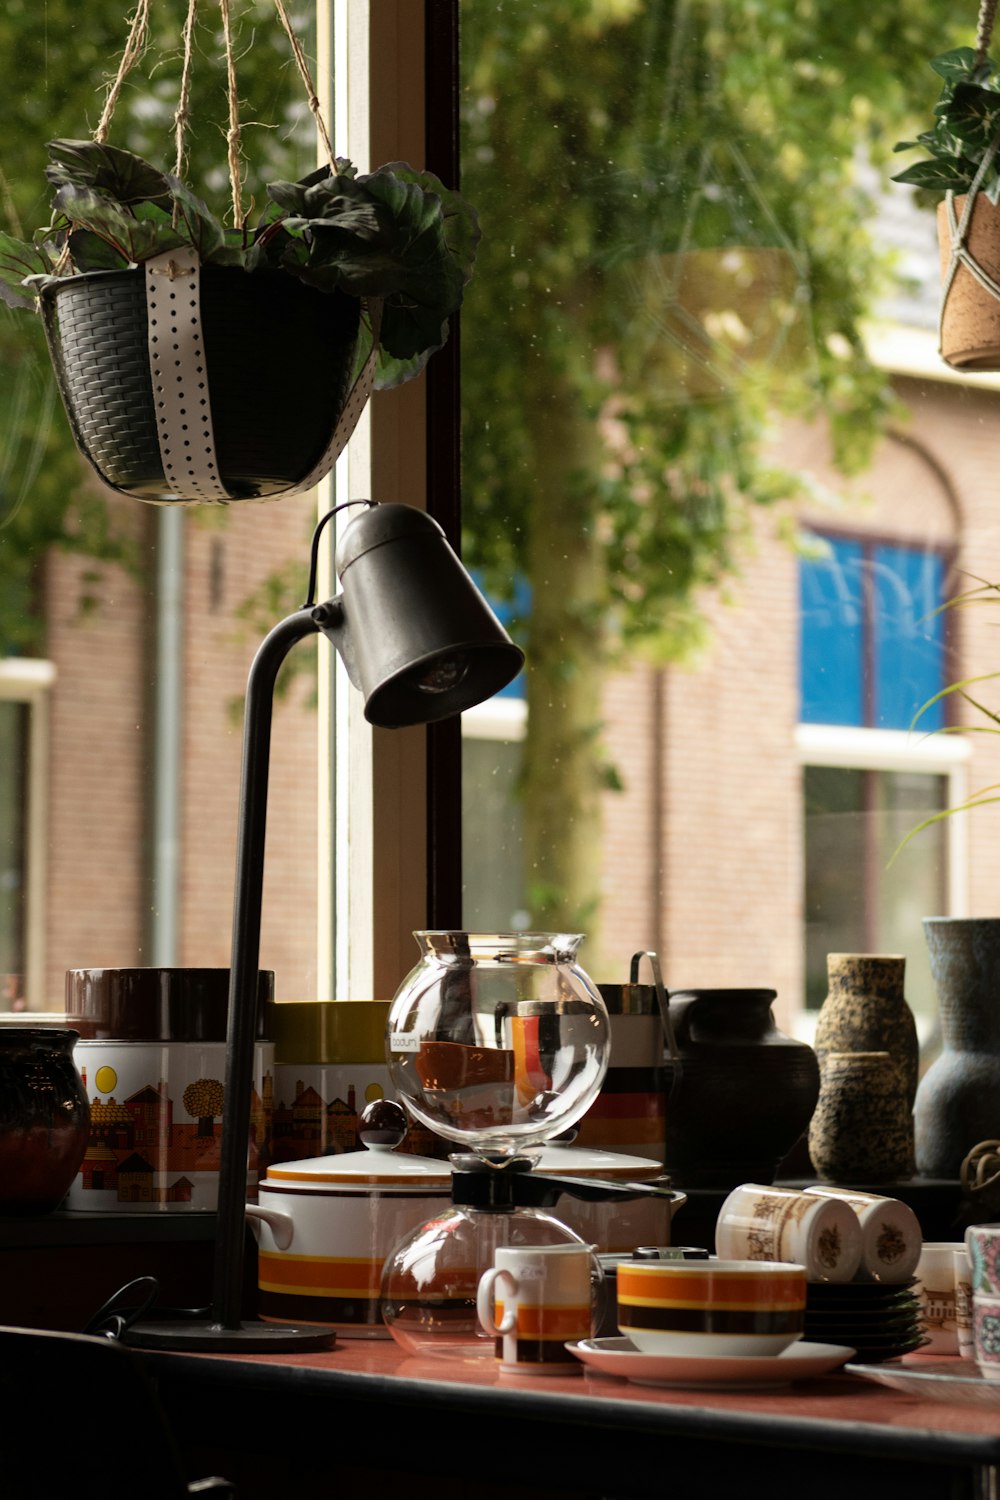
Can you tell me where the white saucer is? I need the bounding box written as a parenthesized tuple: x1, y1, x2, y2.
(567, 1337, 856, 1389)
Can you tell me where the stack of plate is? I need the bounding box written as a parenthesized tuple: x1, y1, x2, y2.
(804, 1278, 927, 1363)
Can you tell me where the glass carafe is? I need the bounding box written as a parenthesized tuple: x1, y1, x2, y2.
(386, 931, 610, 1158)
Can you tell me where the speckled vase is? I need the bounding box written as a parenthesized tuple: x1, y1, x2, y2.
(808, 1051, 914, 1183)
(915, 918, 1000, 1179)
(815, 954, 919, 1109)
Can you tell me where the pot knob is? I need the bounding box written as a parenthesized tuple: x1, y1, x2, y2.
(359, 1097, 408, 1150)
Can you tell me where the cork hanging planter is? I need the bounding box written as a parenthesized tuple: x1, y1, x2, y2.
(937, 192, 1000, 371)
(892, 3, 1000, 373)
(0, 0, 478, 506)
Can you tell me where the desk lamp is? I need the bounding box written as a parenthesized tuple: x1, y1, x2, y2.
(126, 500, 524, 1350)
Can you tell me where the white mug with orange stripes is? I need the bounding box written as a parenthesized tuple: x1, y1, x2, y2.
(476, 1243, 596, 1375)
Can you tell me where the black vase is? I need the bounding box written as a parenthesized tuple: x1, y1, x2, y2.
(661, 990, 820, 1189)
(0, 1028, 90, 1214)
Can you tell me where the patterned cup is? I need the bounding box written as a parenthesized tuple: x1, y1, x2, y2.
(973, 1292, 1000, 1380)
(915, 1242, 963, 1355)
(955, 1246, 974, 1359)
(966, 1223, 1000, 1295)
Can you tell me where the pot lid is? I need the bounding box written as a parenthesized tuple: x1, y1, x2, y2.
(535, 1143, 665, 1181)
(262, 1144, 451, 1189)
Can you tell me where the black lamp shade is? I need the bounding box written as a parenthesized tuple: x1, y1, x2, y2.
(324, 504, 524, 727)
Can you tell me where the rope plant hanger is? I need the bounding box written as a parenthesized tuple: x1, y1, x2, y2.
(7, 0, 478, 504)
(938, 0, 1000, 367)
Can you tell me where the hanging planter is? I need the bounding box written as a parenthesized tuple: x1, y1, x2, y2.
(0, 1, 479, 505)
(893, 5, 1000, 372)
(936, 192, 1000, 369)
(39, 262, 364, 503)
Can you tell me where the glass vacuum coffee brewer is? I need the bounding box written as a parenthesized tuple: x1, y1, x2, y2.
(380, 932, 680, 1356)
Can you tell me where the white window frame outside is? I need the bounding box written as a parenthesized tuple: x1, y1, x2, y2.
(794, 721, 969, 1043)
(319, 0, 430, 1002)
(0, 657, 56, 1011)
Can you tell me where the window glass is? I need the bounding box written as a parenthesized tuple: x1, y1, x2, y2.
(0, 700, 27, 1000)
(803, 766, 948, 1021)
(458, 0, 994, 1035)
(800, 534, 946, 732)
(0, 2, 324, 1012)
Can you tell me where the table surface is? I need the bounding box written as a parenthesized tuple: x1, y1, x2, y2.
(142, 1338, 1000, 1464)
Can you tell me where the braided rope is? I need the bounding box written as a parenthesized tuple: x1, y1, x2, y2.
(94, 0, 151, 144)
(90, 0, 339, 237)
(274, 0, 337, 172)
(976, 0, 999, 66)
(218, 0, 246, 228)
(173, 0, 199, 181)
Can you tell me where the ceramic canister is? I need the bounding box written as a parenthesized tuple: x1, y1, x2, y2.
(64, 967, 274, 1213)
(572, 980, 666, 1163)
(249, 1105, 452, 1338)
(264, 998, 445, 1161)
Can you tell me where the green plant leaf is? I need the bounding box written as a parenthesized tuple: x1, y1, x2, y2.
(910, 670, 1000, 730)
(66, 227, 129, 272)
(930, 48, 979, 83)
(944, 82, 1000, 154)
(0, 231, 48, 308)
(45, 138, 172, 208)
(372, 162, 481, 287)
(163, 175, 228, 263)
(891, 156, 978, 190)
(52, 183, 184, 263)
(889, 792, 1000, 865)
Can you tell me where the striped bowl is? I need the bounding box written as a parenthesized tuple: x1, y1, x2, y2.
(617, 1259, 806, 1357)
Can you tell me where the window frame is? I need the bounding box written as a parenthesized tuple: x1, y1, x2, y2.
(0, 657, 56, 1011)
(324, 0, 462, 1001)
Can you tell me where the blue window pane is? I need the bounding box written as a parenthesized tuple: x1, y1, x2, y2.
(473, 571, 528, 700)
(873, 546, 945, 732)
(800, 538, 864, 726)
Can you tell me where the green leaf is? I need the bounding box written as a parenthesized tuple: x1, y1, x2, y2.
(0, 230, 48, 309)
(930, 48, 979, 83)
(66, 228, 128, 272)
(374, 342, 435, 391)
(45, 138, 172, 208)
(52, 183, 185, 263)
(163, 175, 228, 263)
(891, 156, 978, 190)
(944, 82, 1000, 153)
(371, 162, 481, 287)
(910, 671, 1000, 730)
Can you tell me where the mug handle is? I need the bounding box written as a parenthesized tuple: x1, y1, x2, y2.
(477, 1266, 518, 1336)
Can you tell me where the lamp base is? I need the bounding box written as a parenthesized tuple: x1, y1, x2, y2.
(124, 1318, 336, 1353)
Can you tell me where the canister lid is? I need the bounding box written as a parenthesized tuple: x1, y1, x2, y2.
(65, 968, 273, 1042)
(597, 982, 657, 1016)
(265, 999, 390, 1064)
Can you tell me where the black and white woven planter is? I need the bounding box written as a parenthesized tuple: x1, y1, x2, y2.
(38, 249, 368, 504)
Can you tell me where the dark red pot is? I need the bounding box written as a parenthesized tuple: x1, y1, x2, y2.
(0, 1028, 90, 1214)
